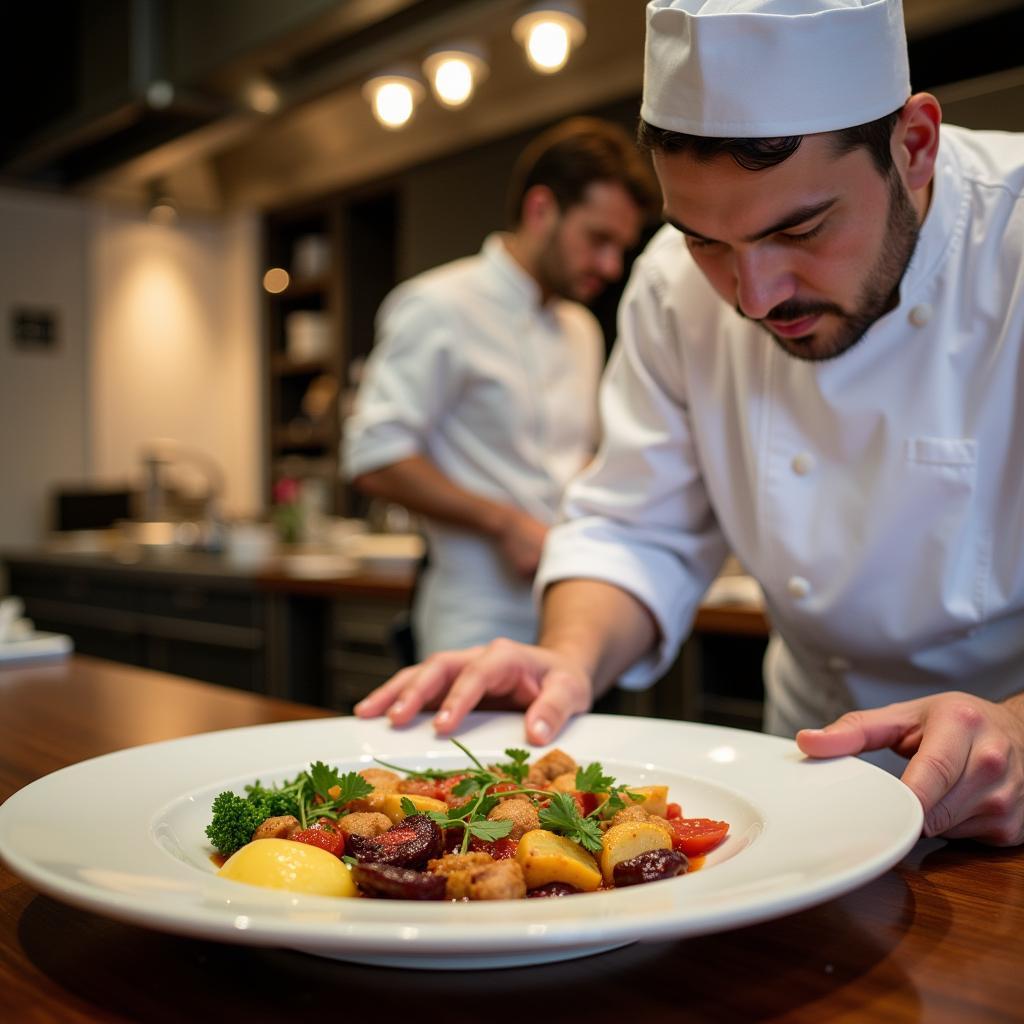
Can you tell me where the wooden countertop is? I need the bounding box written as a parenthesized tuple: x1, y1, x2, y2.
(2, 547, 771, 631)
(2, 655, 1022, 1022)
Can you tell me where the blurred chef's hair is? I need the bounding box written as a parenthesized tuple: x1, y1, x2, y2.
(636, 107, 903, 177)
(506, 116, 660, 228)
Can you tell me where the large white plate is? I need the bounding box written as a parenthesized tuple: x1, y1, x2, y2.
(0, 712, 922, 969)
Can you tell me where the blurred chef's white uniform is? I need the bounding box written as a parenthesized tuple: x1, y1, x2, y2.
(345, 233, 603, 656)
(538, 125, 1024, 745)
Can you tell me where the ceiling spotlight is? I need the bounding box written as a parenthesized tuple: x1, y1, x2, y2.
(422, 44, 489, 108)
(362, 70, 425, 129)
(244, 75, 282, 115)
(513, 1, 586, 74)
(262, 268, 290, 294)
(147, 182, 178, 225)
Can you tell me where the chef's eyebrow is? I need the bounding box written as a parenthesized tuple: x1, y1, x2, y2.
(664, 197, 839, 244)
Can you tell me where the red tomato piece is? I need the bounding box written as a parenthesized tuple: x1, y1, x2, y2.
(399, 778, 444, 801)
(668, 818, 729, 856)
(666, 802, 683, 820)
(437, 774, 471, 806)
(489, 781, 520, 796)
(568, 791, 598, 817)
(290, 827, 345, 857)
(470, 837, 519, 860)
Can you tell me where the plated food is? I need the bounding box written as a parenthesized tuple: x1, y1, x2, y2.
(208, 740, 730, 901)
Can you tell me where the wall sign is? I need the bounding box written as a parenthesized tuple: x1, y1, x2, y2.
(11, 307, 59, 352)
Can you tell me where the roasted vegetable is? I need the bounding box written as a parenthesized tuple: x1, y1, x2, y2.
(346, 813, 443, 868)
(352, 863, 448, 900)
(516, 829, 602, 892)
(599, 821, 673, 884)
(612, 848, 688, 887)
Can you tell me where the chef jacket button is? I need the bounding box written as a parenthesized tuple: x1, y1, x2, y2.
(826, 655, 850, 672)
(909, 303, 932, 327)
(791, 452, 816, 476)
(786, 575, 811, 599)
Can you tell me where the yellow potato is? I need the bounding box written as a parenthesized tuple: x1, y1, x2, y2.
(218, 838, 357, 897)
(516, 829, 602, 892)
(599, 821, 673, 884)
(380, 792, 448, 823)
(620, 785, 669, 817)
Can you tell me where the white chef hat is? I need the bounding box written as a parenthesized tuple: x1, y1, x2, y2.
(641, 0, 911, 138)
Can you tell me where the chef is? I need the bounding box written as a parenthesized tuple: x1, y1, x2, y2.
(356, 0, 1024, 847)
(345, 119, 656, 658)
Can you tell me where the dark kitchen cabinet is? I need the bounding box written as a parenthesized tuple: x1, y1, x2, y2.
(263, 188, 399, 518)
(6, 560, 268, 693)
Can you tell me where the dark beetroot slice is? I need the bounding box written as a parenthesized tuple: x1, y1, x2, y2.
(527, 882, 579, 898)
(612, 847, 688, 887)
(352, 862, 448, 900)
(345, 813, 443, 868)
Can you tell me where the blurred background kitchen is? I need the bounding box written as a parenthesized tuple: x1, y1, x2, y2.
(2, 0, 1022, 723)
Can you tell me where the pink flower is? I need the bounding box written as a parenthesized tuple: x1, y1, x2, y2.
(273, 477, 300, 504)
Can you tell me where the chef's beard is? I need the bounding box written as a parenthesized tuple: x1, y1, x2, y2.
(535, 219, 609, 305)
(747, 172, 922, 362)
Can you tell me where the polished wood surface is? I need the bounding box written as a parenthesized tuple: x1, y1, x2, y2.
(2, 656, 1021, 1023)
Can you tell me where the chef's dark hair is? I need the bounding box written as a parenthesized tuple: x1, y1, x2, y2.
(636, 108, 902, 177)
(507, 117, 660, 227)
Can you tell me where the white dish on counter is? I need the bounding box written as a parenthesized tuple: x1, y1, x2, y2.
(0, 631, 72, 665)
(0, 713, 922, 970)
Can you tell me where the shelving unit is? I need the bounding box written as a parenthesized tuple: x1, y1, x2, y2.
(262, 188, 399, 518)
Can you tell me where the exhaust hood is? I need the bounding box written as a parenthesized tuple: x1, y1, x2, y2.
(3, 0, 1022, 215)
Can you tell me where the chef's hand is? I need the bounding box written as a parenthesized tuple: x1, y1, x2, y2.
(796, 691, 1024, 846)
(353, 638, 592, 745)
(495, 509, 548, 580)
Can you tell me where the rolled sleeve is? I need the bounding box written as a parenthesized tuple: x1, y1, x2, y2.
(535, 240, 729, 688)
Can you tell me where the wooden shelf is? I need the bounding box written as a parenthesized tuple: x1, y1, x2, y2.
(272, 423, 334, 450)
(268, 275, 330, 300)
(270, 354, 334, 376)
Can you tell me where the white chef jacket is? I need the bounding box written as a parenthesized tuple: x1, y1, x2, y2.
(538, 125, 1024, 741)
(345, 233, 603, 655)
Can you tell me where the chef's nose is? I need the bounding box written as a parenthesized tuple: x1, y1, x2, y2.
(733, 250, 794, 321)
(595, 243, 623, 282)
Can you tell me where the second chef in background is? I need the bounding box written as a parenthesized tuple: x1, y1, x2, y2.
(344, 118, 658, 658)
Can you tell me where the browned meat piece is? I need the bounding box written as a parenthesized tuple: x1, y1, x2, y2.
(337, 812, 393, 838)
(548, 771, 579, 793)
(609, 805, 673, 838)
(345, 769, 400, 812)
(468, 860, 527, 901)
(427, 851, 495, 900)
(357, 768, 401, 792)
(251, 815, 300, 841)
(486, 798, 539, 841)
(525, 748, 577, 788)
(427, 851, 494, 876)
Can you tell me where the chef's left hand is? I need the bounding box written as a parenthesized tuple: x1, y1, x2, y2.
(796, 691, 1024, 846)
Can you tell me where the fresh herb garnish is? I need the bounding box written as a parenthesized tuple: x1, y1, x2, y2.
(494, 748, 531, 784)
(538, 792, 605, 853)
(575, 762, 616, 794)
(379, 741, 545, 853)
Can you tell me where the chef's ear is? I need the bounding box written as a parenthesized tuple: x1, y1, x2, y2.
(892, 93, 942, 193)
(520, 184, 560, 233)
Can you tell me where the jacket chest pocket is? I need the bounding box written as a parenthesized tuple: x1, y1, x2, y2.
(883, 436, 989, 639)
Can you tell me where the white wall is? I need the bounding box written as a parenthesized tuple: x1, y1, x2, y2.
(0, 186, 263, 549)
(0, 188, 92, 546)
(90, 205, 262, 519)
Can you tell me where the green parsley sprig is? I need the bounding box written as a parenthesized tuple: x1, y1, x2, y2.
(538, 792, 605, 853)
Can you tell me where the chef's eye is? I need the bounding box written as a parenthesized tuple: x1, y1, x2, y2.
(781, 221, 826, 243)
(686, 235, 719, 250)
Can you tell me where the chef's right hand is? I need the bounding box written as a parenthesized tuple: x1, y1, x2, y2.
(353, 638, 593, 745)
(495, 509, 548, 580)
